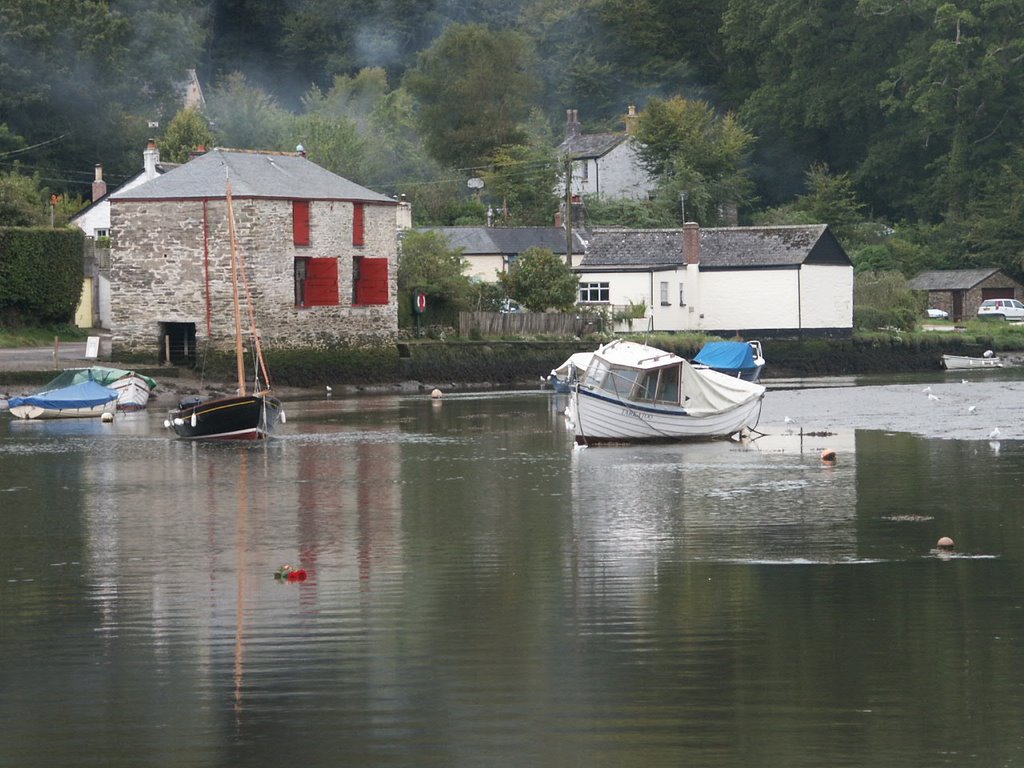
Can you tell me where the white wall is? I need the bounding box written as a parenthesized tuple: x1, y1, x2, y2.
(800, 264, 853, 328)
(699, 270, 801, 330)
(576, 264, 853, 333)
(567, 141, 655, 201)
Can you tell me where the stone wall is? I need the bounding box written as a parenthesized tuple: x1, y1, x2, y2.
(110, 197, 399, 356)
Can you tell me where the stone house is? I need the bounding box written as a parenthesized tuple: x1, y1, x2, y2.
(557, 108, 656, 201)
(416, 226, 588, 282)
(907, 268, 1023, 322)
(109, 147, 406, 360)
(576, 223, 853, 336)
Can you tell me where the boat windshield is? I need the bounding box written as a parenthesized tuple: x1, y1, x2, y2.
(632, 364, 681, 404)
(583, 360, 641, 398)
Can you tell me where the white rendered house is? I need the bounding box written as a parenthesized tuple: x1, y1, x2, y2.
(576, 223, 854, 337)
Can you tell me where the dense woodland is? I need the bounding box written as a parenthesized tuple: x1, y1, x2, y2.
(2, 0, 1024, 283)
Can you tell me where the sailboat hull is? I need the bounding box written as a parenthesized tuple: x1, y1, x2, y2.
(168, 394, 282, 440)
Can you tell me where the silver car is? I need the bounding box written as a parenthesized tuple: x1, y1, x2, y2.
(978, 298, 1024, 321)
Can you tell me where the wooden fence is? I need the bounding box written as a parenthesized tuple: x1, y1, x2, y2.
(458, 311, 597, 338)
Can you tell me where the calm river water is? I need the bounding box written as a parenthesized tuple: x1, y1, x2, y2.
(3, 375, 1024, 767)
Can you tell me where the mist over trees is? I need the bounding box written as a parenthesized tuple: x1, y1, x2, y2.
(2, 0, 1023, 279)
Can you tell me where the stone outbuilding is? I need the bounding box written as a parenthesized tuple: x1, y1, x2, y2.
(576, 223, 853, 337)
(109, 147, 404, 361)
(907, 267, 1023, 322)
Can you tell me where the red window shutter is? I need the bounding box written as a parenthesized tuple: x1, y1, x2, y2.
(352, 202, 365, 246)
(304, 258, 338, 306)
(354, 257, 389, 305)
(293, 200, 310, 246)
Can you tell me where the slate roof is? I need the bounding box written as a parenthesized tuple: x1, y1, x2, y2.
(557, 132, 628, 160)
(419, 226, 585, 256)
(71, 164, 178, 221)
(579, 224, 848, 270)
(111, 148, 395, 203)
(907, 268, 1003, 291)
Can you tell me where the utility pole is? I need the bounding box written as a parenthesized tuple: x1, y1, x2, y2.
(564, 155, 573, 267)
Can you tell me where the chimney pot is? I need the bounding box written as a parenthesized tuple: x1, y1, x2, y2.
(565, 108, 581, 140)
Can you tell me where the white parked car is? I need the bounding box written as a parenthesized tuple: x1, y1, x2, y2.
(977, 298, 1024, 321)
(926, 308, 949, 319)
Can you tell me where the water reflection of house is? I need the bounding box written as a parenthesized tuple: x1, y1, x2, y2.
(109, 147, 411, 362)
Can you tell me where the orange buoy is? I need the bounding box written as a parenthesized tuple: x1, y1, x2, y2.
(820, 448, 837, 463)
(937, 536, 955, 549)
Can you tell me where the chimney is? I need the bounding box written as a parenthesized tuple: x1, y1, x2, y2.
(189, 144, 207, 160)
(143, 139, 160, 179)
(683, 222, 701, 265)
(624, 105, 638, 135)
(565, 108, 581, 140)
(92, 164, 107, 201)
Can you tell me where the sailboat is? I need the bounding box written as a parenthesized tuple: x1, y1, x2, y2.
(165, 177, 283, 440)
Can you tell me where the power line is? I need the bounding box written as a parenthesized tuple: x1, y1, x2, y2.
(0, 134, 68, 160)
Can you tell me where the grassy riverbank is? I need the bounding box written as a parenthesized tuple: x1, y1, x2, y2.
(4, 322, 1024, 391)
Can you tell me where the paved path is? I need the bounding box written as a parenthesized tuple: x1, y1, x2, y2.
(0, 336, 113, 373)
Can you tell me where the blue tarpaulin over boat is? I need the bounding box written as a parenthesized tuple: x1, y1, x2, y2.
(8, 379, 118, 411)
(693, 342, 758, 373)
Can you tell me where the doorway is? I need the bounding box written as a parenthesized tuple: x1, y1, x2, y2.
(160, 322, 197, 365)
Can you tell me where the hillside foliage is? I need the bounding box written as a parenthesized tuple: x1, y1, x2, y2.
(2, 0, 1023, 281)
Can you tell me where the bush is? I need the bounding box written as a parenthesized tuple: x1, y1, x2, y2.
(0, 227, 84, 323)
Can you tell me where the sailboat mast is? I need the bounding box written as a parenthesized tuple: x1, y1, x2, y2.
(225, 178, 247, 397)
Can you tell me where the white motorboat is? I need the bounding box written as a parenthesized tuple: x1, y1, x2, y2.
(571, 339, 766, 445)
(547, 351, 593, 393)
(942, 353, 1003, 370)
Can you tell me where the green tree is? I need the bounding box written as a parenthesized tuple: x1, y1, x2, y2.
(582, 195, 678, 228)
(482, 111, 561, 225)
(498, 247, 579, 312)
(403, 23, 540, 169)
(206, 73, 291, 150)
(162, 108, 216, 164)
(0, 171, 48, 227)
(292, 113, 369, 183)
(633, 96, 756, 224)
(0, 0, 205, 195)
(963, 146, 1024, 282)
(397, 230, 475, 319)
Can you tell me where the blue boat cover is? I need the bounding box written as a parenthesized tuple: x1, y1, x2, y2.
(693, 342, 757, 372)
(9, 379, 118, 411)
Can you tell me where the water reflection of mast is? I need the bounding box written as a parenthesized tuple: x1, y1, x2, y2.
(234, 451, 248, 717)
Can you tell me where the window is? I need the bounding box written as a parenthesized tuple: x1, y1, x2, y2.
(293, 201, 310, 246)
(353, 256, 389, 305)
(294, 257, 338, 307)
(352, 202, 365, 246)
(94, 228, 109, 239)
(632, 366, 680, 404)
(579, 282, 609, 303)
(660, 281, 669, 306)
(679, 283, 685, 306)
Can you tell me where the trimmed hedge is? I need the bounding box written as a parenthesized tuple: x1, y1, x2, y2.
(0, 227, 84, 324)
